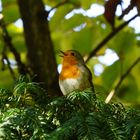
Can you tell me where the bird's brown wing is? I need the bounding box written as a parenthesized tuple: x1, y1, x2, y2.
(82, 64, 95, 92)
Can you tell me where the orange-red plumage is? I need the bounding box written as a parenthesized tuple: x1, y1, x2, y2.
(59, 65, 80, 80)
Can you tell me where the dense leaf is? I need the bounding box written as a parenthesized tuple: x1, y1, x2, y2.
(101, 61, 121, 90)
(50, 5, 74, 31)
(2, 3, 20, 24)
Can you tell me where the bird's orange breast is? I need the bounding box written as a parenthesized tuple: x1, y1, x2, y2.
(59, 65, 80, 80)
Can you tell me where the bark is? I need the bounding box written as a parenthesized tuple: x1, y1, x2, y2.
(17, 0, 62, 97)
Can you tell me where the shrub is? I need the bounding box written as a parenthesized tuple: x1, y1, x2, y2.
(0, 76, 140, 140)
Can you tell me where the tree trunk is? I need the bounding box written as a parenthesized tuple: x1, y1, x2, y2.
(17, 0, 62, 97)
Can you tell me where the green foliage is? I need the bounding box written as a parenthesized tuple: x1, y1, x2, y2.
(2, 0, 20, 24)
(0, 76, 140, 139)
(101, 60, 121, 90)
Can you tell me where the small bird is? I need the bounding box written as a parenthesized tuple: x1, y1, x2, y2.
(59, 50, 94, 95)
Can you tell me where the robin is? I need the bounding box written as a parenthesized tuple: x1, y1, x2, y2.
(59, 50, 94, 95)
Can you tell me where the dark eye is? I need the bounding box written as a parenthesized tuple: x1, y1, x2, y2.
(71, 52, 75, 56)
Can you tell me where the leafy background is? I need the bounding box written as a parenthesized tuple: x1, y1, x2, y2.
(0, 0, 139, 105)
(0, 0, 140, 139)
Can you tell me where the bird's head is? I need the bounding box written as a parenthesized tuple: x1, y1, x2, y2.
(59, 50, 85, 66)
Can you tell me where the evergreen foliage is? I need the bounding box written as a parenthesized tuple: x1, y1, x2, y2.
(0, 76, 140, 140)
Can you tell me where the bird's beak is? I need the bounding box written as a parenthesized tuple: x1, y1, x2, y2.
(58, 50, 65, 57)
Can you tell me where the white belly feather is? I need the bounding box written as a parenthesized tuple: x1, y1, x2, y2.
(59, 78, 79, 95)
(59, 76, 91, 95)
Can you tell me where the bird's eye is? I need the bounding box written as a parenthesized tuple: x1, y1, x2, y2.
(71, 52, 75, 56)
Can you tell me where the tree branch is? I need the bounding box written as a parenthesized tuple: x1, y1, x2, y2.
(1, 46, 16, 80)
(105, 57, 140, 103)
(85, 14, 138, 63)
(0, 18, 28, 75)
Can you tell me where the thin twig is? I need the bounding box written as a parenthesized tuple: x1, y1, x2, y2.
(48, 0, 68, 13)
(105, 57, 140, 103)
(0, 18, 28, 75)
(1, 46, 16, 80)
(85, 14, 138, 63)
(118, 0, 136, 20)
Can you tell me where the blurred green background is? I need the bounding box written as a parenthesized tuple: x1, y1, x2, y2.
(0, 0, 140, 106)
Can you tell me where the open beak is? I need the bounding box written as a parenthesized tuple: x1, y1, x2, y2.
(58, 50, 65, 57)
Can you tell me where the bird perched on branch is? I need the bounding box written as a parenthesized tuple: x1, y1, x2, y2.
(59, 50, 94, 95)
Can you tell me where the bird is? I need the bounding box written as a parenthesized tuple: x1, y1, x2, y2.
(59, 50, 94, 95)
